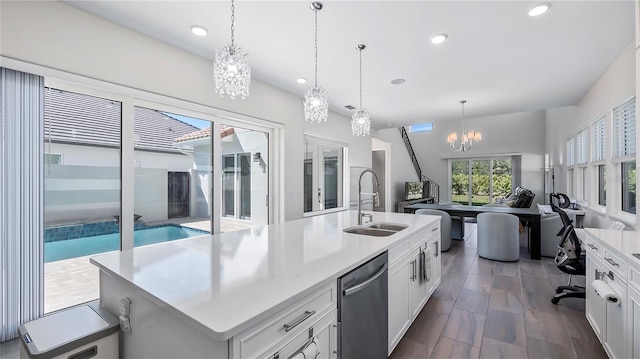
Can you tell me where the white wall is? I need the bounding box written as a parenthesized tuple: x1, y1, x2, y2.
(377, 111, 546, 210)
(372, 129, 420, 210)
(545, 41, 636, 228)
(0, 0, 371, 222)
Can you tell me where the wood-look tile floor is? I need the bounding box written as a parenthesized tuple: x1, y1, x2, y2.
(390, 223, 608, 359)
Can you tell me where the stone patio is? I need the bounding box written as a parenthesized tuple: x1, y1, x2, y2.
(44, 217, 256, 313)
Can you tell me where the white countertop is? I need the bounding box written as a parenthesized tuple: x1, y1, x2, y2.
(584, 228, 640, 267)
(90, 210, 438, 341)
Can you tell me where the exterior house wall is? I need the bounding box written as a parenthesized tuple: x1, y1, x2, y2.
(44, 142, 193, 223)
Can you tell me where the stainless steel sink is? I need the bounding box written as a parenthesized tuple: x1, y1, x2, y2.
(367, 223, 408, 231)
(343, 222, 408, 237)
(343, 227, 397, 237)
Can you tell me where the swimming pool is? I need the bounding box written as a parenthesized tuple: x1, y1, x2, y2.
(45, 225, 208, 263)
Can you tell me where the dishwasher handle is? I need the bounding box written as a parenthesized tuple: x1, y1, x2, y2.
(343, 263, 388, 297)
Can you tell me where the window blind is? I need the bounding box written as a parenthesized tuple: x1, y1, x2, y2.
(0, 68, 44, 341)
(566, 137, 575, 167)
(576, 129, 588, 165)
(613, 96, 636, 160)
(591, 116, 606, 162)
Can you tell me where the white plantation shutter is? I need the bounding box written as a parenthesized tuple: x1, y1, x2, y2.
(591, 116, 606, 163)
(613, 96, 636, 160)
(576, 129, 588, 165)
(566, 137, 575, 167)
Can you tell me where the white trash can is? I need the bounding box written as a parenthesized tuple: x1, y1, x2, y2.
(19, 301, 119, 359)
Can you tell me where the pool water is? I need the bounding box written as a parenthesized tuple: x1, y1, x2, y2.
(45, 225, 207, 263)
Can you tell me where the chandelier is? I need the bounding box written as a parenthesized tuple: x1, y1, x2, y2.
(352, 44, 370, 136)
(303, 2, 329, 123)
(214, 0, 251, 99)
(447, 100, 481, 152)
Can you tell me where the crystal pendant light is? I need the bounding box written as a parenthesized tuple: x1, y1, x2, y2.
(352, 44, 370, 136)
(303, 2, 328, 123)
(447, 100, 482, 152)
(214, 0, 251, 99)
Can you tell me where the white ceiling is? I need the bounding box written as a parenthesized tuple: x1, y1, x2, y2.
(63, 0, 635, 129)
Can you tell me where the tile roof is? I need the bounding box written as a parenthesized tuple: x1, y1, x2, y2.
(174, 126, 235, 143)
(44, 88, 201, 153)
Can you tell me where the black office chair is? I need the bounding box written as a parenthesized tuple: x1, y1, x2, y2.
(550, 205, 585, 304)
(549, 192, 571, 209)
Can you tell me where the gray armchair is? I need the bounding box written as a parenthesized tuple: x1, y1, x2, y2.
(540, 211, 577, 257)
(438, 202, 464, 240)
(477, 212, 520, 261)
(415, 209, 451, 251)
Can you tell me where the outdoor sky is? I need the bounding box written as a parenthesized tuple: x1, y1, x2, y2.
(164, 112, 210, 129)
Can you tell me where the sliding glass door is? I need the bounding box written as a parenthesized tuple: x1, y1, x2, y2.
(450, 157, 512, 206)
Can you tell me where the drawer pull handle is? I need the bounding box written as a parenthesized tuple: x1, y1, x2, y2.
(605, 258, 620, 267)
(588, 244, 598, 250)
(283, 310, 316, 332)
(432, 228, 438, 232)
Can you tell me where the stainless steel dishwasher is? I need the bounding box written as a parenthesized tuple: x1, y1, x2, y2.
(337, 251, 388, 359)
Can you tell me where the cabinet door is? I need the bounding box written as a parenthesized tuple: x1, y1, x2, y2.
(628, 289, 640, 359)
(426, 240, 441, 296)
(259, 310, 337, 359)
(604, 278, 627, 359)
(388, 253, 411, 353)
(409, 246, 428, 319)
(586, 254, 606, 341)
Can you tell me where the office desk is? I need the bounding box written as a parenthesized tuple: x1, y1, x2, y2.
(405, 203, 542, 260)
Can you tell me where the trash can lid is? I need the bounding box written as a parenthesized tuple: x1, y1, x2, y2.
(19, 302, 119, 358)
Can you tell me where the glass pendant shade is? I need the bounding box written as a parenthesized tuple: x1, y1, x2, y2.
(304, 85, 328, 123)
(214, 44, 251, 99)
(214, 0, 250, 100)
(351, 109, 371, 136)
(303, 2, 328, 123)
(352, 44, 370, 136)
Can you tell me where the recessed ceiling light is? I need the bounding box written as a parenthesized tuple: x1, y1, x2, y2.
(391, 79, 406, 85)
(431, 33, 448, 44)
(297, 77, 307, 84)
(190, 25, 208, 36)
(528, 3, 551, 17)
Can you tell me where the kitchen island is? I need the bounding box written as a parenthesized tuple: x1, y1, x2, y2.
(91, 210, 440, 358)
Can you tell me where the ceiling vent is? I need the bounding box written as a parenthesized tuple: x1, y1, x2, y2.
(344, 105, 356, 110)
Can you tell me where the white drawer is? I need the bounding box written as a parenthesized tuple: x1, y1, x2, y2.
(235, 283, 337, 359)
(389, 239, 411, 266)
(629, 263, 640, 296)
(585, 235, 604, 259)
(603, 248, 627, 283)
(409, 228, 428, 250)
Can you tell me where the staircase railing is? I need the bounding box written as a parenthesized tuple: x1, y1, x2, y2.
(400, 127, 422, 179)
(399, 127, 440, 203)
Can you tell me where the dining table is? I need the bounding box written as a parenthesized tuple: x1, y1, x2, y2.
(404, 203, 542, 260)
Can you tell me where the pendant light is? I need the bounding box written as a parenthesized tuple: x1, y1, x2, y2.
(351, 44, 370, 136)
(447, 100, 482, 152)
(214, 0, 251, 99)
(303, 2, 328, 123)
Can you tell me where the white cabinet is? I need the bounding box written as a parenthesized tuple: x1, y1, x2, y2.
(426, 240, 441, 297)
(586, 253, 605, 341)
(388, 252, 411, 352)
(604, 277, 627, 359)
(585, 229, 640, 359)
(387, 223, 441, 355)
(259, 310, 337, 359)
(627, 288, 640, 359)
(233, 283, 337, 359)
(409, 245, 428, 319)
